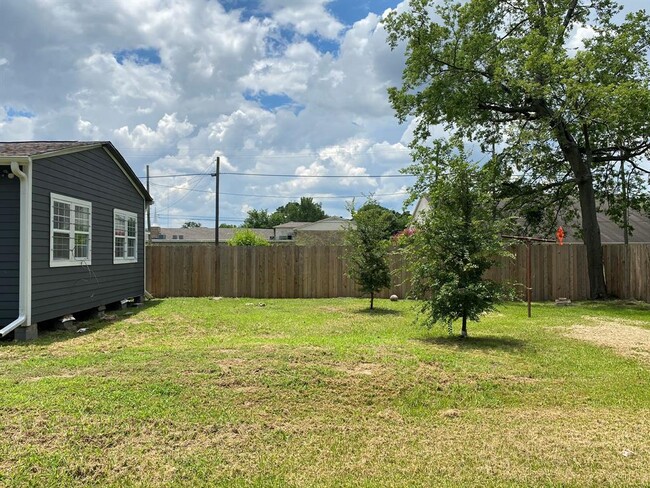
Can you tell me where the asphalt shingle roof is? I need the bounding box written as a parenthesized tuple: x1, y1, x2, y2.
(152, 227, 273, 242)
(0, 141, 101, 157)
(0, 140, 153, 203)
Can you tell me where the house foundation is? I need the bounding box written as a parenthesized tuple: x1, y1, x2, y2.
(14, 323, 38, 342)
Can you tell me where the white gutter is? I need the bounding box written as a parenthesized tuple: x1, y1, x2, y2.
(0, 159, 32, 337)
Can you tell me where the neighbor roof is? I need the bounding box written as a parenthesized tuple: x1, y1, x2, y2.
(153, 227, 274, 242)
(0, 141, 153, 203)
(413, 196, 650, 244)
(295, 217, 353, 232)
(273, 221, 311, 229)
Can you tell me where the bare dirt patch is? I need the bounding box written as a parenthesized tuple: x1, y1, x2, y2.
(563, 317, 650, 364)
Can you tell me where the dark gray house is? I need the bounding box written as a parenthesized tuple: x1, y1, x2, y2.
(0, 141, 153, 341)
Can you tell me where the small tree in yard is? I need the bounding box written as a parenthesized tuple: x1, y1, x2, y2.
(345, 199, 392, 310)
(406, 149, 512, 338)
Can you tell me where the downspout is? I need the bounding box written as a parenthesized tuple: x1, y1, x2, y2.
(0, 159, 32, 337)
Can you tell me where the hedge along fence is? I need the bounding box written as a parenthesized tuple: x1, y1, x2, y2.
(146, 243, 650, 302)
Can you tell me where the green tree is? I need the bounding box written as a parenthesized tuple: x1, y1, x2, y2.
(228, 229, 270, 246)
(219, 223, 238, 228)
(385, 0, 650, 299)
(344, 198, 392, 310)
(405, 146, 512, 338)
(355, 200, 410, 239)
(182, 221, 202, 228)
(243, 209, 272, 229)
(244, 198, 329, 228)
(272, 197, 327, 223)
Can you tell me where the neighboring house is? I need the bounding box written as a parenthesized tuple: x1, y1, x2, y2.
(0, 141, 153, 341)
(412, 196, 650, 243)
(272, 218, 354, 244)
(150, 226, 273, 243)
(293, 217, 354, 246)
(272, 222, 311, 241)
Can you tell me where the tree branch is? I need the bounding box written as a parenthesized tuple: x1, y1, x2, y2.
(562, 0, 580, 30)
(592, 142, 650, 163)
(500, 176, 576, 205)
(478, 102, 539, 118)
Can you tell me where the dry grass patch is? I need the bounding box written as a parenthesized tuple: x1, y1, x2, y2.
(563, 316, 650, 364)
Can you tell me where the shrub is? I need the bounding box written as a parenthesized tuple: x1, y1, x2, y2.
(228, 229, 270, 246)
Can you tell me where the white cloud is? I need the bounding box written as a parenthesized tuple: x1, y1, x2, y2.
(75, 51, 179, 107)
(262, 0, 344, 39)
(239, 41, 321, 97)
(0, 107, 35, 140)
(0, 0, 417, 226)
(567, 24, 597, 52)
(76, 118, 101, 139)
(114, 113, 195, 151)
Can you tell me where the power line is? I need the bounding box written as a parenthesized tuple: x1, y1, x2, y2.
(141, 171, 415, 179)
(144, 173, 210, 179)
(156, 159, 216, 212)
(149, 181, 408, 199)
(158, 216, 244, 222)
(221, 172, 414, 178)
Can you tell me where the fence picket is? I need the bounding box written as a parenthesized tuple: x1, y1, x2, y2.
(145, 243, 650, 302)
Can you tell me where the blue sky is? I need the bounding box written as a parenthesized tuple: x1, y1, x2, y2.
(0, 0, 646, 226)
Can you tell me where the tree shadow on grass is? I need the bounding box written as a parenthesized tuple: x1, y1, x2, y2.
(1, 299, 162, 347)
(354, 307, 403, 316)
(417, 334, 527, 352)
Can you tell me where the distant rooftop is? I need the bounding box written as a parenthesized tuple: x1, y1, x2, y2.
(150, 226, 273, 242)
(273, 221, 311, 229)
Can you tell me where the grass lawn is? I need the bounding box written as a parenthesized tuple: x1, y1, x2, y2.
(1, 298, 650, 487)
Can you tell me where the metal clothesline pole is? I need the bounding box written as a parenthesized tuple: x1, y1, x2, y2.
(501, 235, 555, 318)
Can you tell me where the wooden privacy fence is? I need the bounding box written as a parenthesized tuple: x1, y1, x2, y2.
(146, 243, 650, 302)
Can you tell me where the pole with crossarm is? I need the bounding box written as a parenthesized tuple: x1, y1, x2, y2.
(502, 235, 555, 318)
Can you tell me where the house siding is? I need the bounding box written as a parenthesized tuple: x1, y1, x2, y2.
(0, 170, 20, 328)
(31, 148, 145, 323)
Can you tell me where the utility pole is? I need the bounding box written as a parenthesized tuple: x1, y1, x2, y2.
(213, 156, 220, 246)
(146, 165, 152, 243)
(212, 156, 221, 298)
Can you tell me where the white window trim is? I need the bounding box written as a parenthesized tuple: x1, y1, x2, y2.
(114, 208, 138, 264)
(50, 193, 92, 267)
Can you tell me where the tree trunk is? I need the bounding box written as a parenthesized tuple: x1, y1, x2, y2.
(543, 106, 607, 299)
(370, 292, 374, 310)
(575, 172, 607, 299)
(461, 314, 468, 338)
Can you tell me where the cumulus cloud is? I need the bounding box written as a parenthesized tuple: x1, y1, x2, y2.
(262, 0, 344, 39)
(0, 107, 35, 140)
(239, 41, 322, 97)
(76, 118, 101, 139)
(566, 24, 597, 52)
(0, 0, 418, 226)
(114, 113, 195, 151)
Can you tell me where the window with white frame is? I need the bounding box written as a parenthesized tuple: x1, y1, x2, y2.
(114, 209, 138, 263)
(50, 193, 92, 267)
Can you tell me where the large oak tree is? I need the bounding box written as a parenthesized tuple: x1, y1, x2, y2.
(385, 0, 650, 298)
